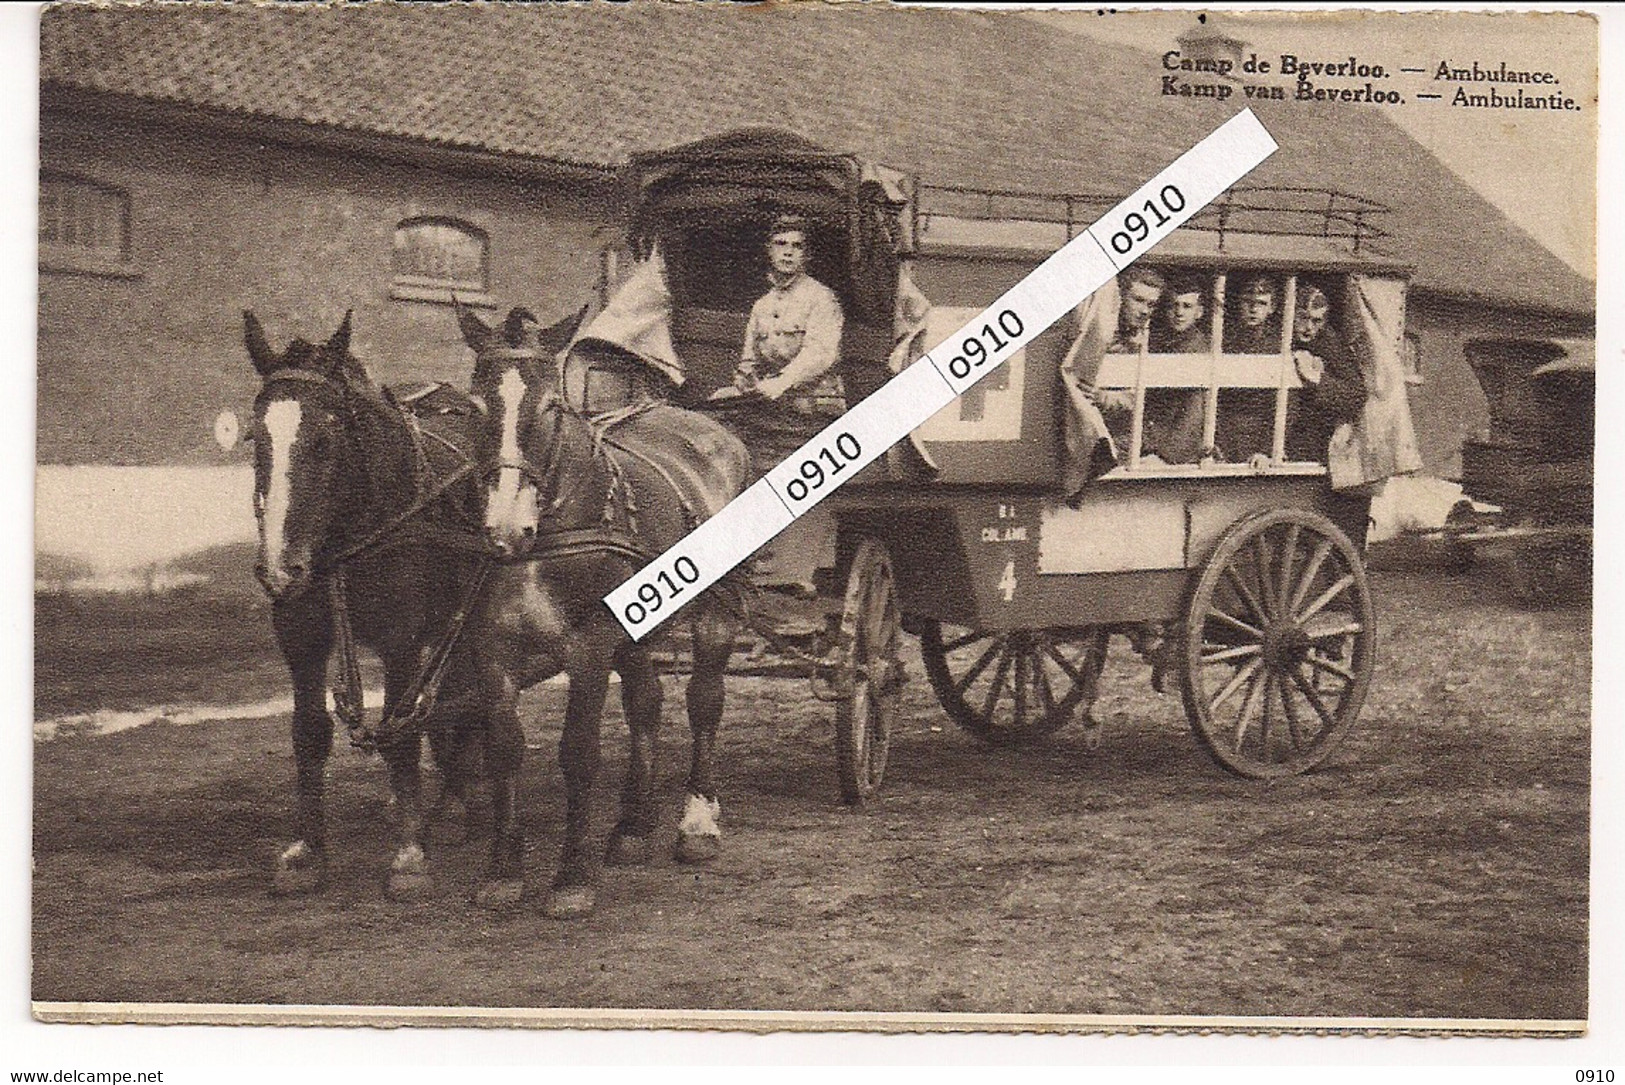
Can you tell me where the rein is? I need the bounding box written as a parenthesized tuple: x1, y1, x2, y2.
(259, 364, 488, 751)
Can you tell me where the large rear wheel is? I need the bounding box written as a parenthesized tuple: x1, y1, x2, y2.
(1181, 508, 1376, 778)
(920, 623, 1108, 747)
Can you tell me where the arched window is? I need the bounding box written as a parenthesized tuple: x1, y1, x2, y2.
(390, 217, 490, 304)
(40, 171, 135, 276)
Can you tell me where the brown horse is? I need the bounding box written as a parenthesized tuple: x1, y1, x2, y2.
(246, 310, 494, 898)
(459, 304, 748, 918)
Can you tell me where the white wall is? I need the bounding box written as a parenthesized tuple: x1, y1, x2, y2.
(35, 465, 255, 592)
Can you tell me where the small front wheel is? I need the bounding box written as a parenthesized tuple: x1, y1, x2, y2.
(833, 538, 901, 805)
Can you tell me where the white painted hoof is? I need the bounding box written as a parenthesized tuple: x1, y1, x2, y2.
(385, 843, 431, 899)
(474, 879, 525, 909)
(675, 794, 721, 864)
(271, 840, 325, 897)
(606, 833, 651, 866)
(543, 885, 596, 919)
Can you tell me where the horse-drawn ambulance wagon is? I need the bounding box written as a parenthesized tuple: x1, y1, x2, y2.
(587, 129, 1423, 801)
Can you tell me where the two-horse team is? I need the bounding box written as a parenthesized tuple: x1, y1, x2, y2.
(247, 303, 750, 920)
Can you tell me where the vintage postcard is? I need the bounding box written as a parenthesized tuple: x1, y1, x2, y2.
(27, 0, 1599, 1044)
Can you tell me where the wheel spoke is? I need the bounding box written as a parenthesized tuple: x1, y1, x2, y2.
(1210, 656, 1263, 712)
(942, 628, 985, 652)
(1259, 670, 1277, 755)
(1289, 667, 1339, 730)
(1277, 523, 1301, 607)
(1033, 642, 1061, 721)
(1013, 645, 1028, 730)
(1288, 538, 1334, 615)
(1305, 650, 1357, 684)
(1279, 671, 1308, 748)
(953, 636, 1003, 696)
(982, 644, 1014, 722)
(1202, 642, 1262, 666)
(1303, 619, 1363, 641)
(1232, 667, 1268, 750)
(1207, 607, 1265, 641)
(1297, 573, 1357, 625)
(1045, 643, 1091, 686)
(1222, 565, 1268, 626)
(1253, 533, 1279, 620)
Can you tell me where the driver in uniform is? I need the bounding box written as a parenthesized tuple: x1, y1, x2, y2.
(732, 213, 846, 436)
(723, 214, 847, 598)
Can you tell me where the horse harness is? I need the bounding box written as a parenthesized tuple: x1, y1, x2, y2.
(262, 364, 762, 753)
(259, 366, 491, 751)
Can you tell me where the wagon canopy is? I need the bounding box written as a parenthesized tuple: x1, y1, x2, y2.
(624, 128, 911, 324)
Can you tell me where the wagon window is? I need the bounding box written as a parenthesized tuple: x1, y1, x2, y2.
(39, 172, 135, 277)
(390, 217, 490, 305)
(1091, 270, 1331, 471)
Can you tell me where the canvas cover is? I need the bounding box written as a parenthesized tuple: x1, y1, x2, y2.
(1332, 275, 1424, 489)
(565, 247, 686, 397)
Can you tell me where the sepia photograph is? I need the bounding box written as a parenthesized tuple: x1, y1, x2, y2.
(25, 0, 1601, 1042)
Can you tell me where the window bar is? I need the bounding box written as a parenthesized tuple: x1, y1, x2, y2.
(1272, 274, 1298, 464)
(1203, 272, 1226, 461)
(1128, 333, 1149, 471)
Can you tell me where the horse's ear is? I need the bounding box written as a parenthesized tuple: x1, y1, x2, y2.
(244, 311, 279, 375)
(537, 304, 589, 357)
(326, 310, 353, 358)
(454, 295, 491, 353)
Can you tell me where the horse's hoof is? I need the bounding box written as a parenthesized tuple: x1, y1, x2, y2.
(271, 865, 324, 897)
(674, 832, 721, 865)
(386, 870, 433, 899)
(473, 878, 525, 909)
(675, 794, 722, 864)
(386, 843, 431, 899)
(542, 885, 596, 919)
(605, 833, 651, 866)
(271, 841, 325, 897)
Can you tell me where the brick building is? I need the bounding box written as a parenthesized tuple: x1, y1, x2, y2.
(36, 4, 1593, 584)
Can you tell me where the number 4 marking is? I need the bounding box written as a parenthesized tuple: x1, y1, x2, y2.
(999, 560, 1017, 602)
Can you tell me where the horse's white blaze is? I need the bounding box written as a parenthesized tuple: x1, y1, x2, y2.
(678, 793, 722, 839)
(486, 368, 538, 541)
(261, 398, 302, 573)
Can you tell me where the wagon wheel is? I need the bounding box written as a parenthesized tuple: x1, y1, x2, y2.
(833, 537, 901, 805)
(920, 622, 1109, 747)
(1181, 508, 1376, 779)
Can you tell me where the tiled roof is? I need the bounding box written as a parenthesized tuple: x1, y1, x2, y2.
(39, 2, 1593, 315)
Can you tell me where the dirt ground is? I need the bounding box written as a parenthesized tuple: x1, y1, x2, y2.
(31, 558, 1589, 1022)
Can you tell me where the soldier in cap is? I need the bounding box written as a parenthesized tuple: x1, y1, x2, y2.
(732, 213, 846, 419)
